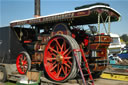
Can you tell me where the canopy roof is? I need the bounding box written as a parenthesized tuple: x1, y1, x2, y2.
(10, 3, 121, 27)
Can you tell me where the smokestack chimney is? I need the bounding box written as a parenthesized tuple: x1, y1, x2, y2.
(34, 0, 40, 17)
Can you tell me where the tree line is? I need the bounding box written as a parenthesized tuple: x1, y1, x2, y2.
(120, 34, 128, 45)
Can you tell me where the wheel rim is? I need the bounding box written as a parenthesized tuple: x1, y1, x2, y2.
(16, 53, 28, 74)
(44, 37, 74, 81)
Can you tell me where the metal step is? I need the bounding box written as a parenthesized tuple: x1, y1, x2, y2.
(40, 42, 47, 45)
(35, 50, 44, 52)
(92, 60, 108, 63)
(87, 80, 94, 85)
(31, 50, 44, 53)
(83, 73, 89, 76)
(98, 63, 108, 65)
(91, 49, 102, 52)
(86, 56, 102, 59)
(88, 63, 108, 67)
(81, 67, 87, 70)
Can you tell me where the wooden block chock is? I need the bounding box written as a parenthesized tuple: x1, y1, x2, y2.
(27, 71, 40, 82)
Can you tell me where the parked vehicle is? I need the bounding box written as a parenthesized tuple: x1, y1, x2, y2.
(118, 48, 128, 59)
(0, 3, 121, 82)
(108, 33, 122, 54)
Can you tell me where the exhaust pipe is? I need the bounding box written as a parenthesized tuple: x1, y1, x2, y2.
(34, 0, 40, 17)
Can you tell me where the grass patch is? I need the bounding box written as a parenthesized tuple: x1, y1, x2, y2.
(5, 82, 16, 85)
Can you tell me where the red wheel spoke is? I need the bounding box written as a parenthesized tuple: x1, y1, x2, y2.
(61, 65, 66, 76)
(23, 56, 27, 61)
(64, 56, 72, 59)
(61, 44, 64, 52)
(64, 41, 66, 51)
(23, 66, 27, 72)
(57, 63, 60, 73)
(48, 50, 57, 57)
(63, 47, 71, 55)
(50, 64, 57, 72)
(19, 61, 22, 65)
(47, 51, 50, 57)
(65, 66, 67, 74)
(49, 61, 57, 66)
(17, 65, 21, 68)
(47, 58, 56, 61)
(56, 67, 62, 78)
(49, 47, 58, 54)
(23, 61, 27, 64)
(54, 39, 61, 50)
(20, 56, 23, 61)
(64, 63, 71, 68)
(56, 45, 59, 52)
(51, 52, 57, 57)
(68, 60, 72, 65)
(66, 50, 72, 56)
(61, 40, 66, 51)
(20, 65, 23, 69)
(24, 64, 28, 66)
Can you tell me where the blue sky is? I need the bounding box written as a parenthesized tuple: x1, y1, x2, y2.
(0, 0, 128, 35)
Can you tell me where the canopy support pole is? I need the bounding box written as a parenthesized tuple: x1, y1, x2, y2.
(108, 16, 111, 34)
(101, 15, 108, 33)
(98, 13, 101, 34)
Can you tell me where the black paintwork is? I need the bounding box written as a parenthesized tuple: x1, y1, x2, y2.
(0, 27, 25, 64)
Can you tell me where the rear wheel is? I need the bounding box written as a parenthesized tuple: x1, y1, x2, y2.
(0, 66, 7, 82)
(43, 35, 81, 82)
(16, 51, 31, 74)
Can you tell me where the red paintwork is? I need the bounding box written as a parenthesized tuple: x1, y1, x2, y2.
(72, 34, 76, 38)
(24, 40, 32, 43)
(43, 37, 73, 81)
(84, 36, 89, 47)
(16, 53, 28, 74)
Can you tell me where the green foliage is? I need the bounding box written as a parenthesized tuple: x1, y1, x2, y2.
(126, 41, 128, 45)
(5, 82, 16, 85)
(120, 34, 128, 45)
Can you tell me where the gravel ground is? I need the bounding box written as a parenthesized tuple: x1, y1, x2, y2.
(0, 82, 4, 85)
(0, 78, 128, 85)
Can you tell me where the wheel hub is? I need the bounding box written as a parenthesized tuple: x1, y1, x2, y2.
(22, 61, 25, 65)
(21, 62, 23, 65)
(56, 54, 63, 63)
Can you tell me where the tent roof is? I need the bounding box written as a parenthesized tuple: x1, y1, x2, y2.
(10, 3, 121, 27)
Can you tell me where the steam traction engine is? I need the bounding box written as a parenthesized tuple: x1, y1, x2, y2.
(10, 3, 120, 82)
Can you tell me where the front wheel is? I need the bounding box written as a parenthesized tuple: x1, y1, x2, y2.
(43, 35, 81, 82)
(16, 51, 31, 74)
